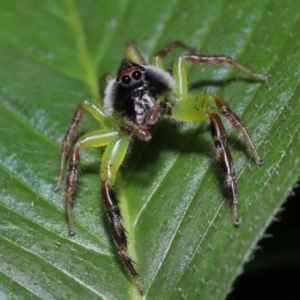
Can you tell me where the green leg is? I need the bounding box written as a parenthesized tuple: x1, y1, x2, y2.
(82, 98, 115, 129)
(172, 93, 217, 122)
(64, 129, 119, 235)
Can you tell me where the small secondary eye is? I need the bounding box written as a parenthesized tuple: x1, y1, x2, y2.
(121, 75, 131, 84)
(140, 66, 145, 72)
(132, 71, 142, 80)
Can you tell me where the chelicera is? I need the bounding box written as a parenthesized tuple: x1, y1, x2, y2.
(54, 41, 270, 294)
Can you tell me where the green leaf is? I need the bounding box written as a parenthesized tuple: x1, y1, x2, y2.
(0, 1, 299, 299)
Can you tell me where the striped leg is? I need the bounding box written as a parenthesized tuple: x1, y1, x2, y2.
(101, 136, 145, 294)
(214, 97, 264, 166)
(101, 181, 144, 293)
(55, 104, 85, 191)
(208, 113, 240, 226)
(182, 54, 270, 80)
(65, 143, 81, 235)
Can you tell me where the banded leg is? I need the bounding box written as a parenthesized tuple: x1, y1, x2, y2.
(182, 54, 270, 80)
(55, 104, 85, 191)
(63, 129, 119, 235)
(171, 50, 265, 166)
(152, 41, 195, 68)
(213, 96, 264, 166)
(54, 98, 112, 191)
(65, 143, 80, 235)
(153, 41, 270, 93)
(209, 113, 240, 226)
(100, 135, 145, 294)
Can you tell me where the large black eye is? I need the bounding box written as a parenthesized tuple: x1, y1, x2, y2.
(121, 75, 131, 84)
(132, 70, 142, 80)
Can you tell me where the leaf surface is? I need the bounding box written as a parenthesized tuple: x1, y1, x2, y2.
(0, 1, 299, 299)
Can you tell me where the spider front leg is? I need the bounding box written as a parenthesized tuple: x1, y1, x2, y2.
(100, 135, 145, 294)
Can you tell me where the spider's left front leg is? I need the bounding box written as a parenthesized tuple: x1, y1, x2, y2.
(100, 134, 145, 294)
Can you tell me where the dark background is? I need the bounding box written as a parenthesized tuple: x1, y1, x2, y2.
(227, 179, 300, 300)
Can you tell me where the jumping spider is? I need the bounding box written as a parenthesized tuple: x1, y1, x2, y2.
(54, 41, 270, 294)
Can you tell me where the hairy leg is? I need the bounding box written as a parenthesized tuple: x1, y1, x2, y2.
(209, 113, 240, 225)
(55, 104, 84, 190)
(100, 135, 145, 294)
(182, 54, 270, 80)
(213, 96, 264, 166)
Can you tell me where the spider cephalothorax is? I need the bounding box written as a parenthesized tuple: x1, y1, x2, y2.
(104, 59, 174, 131)
(55, 41, 269, 294)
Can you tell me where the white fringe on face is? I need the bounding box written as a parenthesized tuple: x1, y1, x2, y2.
(103, 78, 117, 115)
(145, 65, 175, 90)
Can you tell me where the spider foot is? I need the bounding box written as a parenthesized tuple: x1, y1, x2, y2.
(68, 228, 76, 236)
(54, 182, 61, 191)
(54, 172, 64, 191)
(232, 205, 241, 227)
(134, 275, 145, 295)
(251, 72, 271, 81)
(256, 158, 265, 166)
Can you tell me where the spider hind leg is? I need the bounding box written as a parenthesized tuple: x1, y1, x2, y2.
(101, 135, 145, 294)
(214, 96, 264, 166)
(172, 92, 264, 226)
